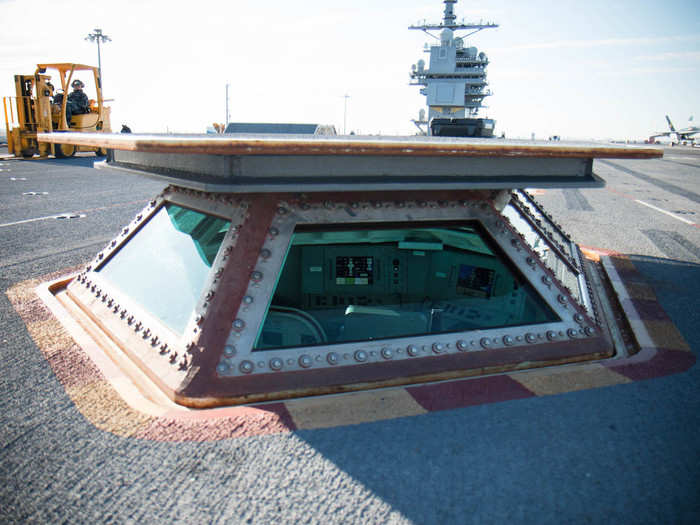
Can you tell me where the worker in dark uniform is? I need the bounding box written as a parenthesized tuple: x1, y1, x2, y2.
(65, 79, 90, 126)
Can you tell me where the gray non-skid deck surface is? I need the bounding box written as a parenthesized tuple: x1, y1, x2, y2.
(1, 148, 699, 524)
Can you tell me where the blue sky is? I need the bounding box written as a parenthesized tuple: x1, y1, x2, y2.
(1, 0, 698, 139)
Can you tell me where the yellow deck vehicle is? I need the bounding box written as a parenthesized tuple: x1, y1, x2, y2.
(3, 63, 111, 158)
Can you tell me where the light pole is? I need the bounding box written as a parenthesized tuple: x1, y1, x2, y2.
(342, 94, 350, 135)
(225, 83, 230, 127)
(85, 28, 111, 84)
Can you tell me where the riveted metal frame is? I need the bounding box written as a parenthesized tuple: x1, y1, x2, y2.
(506, 190, 594, 313)
(60, 187, 616, 406)
(64, 186, 251, 396)
(196, 189, 612, 405)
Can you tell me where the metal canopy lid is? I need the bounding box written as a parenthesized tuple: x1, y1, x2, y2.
(37, 132, 663, 159)
(36, 132, 662, 193)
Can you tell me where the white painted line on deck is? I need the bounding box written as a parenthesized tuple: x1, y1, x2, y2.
(634, 199, 697, 225)
(0, 213, 82, 228)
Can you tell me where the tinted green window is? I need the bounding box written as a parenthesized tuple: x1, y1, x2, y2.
(98, 204, 230, 334)
(255, 224, 558, 350)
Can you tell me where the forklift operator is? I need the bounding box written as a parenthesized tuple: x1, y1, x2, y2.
(65, 79, 90, 126)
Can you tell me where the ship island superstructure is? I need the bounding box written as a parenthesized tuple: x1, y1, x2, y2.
(410, 0, 498, 136)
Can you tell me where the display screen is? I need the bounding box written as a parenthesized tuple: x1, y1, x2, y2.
(335, 256, 374, 285)
(456, 264, 495, 298)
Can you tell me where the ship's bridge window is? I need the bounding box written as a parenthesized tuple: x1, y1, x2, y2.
(254, 222, 559, 350)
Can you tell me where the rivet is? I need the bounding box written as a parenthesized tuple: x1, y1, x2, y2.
(243, 295, 254, 305)
(205, 290, 215, 300)
(216, 363, 229, 374)
(277, 206, 288, 215)
(151, 336, 159, 346)
(120, 309, 127, 319)
(381, 347, 394, 359)
(260, 249, 271, 260)
(251, 271, 263, 282)
(584, 326, 596, 337)
(350, 202, 359, 209)
(143, 328, 151, 338)
(567, 328, 578, 339)
(223, 246, 233, 256)
(85, 265, 92, 272)
(324, 201, 334, 209)
(511, 239, 520, 250)
(150, 199, 157, 207)
(557, 294, 567, 305)
(233, 319, 245, 331)
(239, 360, 254, 374)
(480, 337, 492, 348)
(503, 335, 514, 346)
(136, 214, 143, 221)
(354, 350, 368, 362)
(457, 340, 469, 351)
(179, 356, 189, 370)
(169, 352, 178, 364)
(134, 322, 142, 332)
(298, 355, 312, 368)
(417, 201, 427, 208)
(112, 305, 119, 313)
(299, 203, 310, 210)
(574, 313, 585, 323)
(107, 299, 113, 307)
(372, 201, 382, 209)
(546, 330, 558, 341)
(395, 201, 406, 208)
(327, 352, 339, 365)
(542, 276, 552, 286)
(215, 268, 224, 278)
(122, 227, 129, 235)
(270, 358, 283, 371)
(269, 227, 279, 236)
(407, 344, 419, 356)
(526, 257, 536, 267)
(127, 316, 134, 325)
(224, 345, 236, 357)
(159, 343, 168, 354)
(110, 240, 117, 248)
(432, 342, 445, 354)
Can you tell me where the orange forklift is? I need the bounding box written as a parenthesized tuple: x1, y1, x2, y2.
(3, 63, 111, 158)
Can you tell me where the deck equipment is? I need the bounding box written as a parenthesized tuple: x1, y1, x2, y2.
(38, 132, 661, 407)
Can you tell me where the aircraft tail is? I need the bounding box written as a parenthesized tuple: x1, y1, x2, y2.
(666, 115, 677, 132)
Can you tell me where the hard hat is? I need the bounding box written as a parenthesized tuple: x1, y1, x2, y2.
(71, 79, 85, 88)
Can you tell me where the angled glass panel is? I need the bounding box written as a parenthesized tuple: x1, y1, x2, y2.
(97, 203, 230, 334)
(502, 201, 583, 305)
(255, 222, 559, 350)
